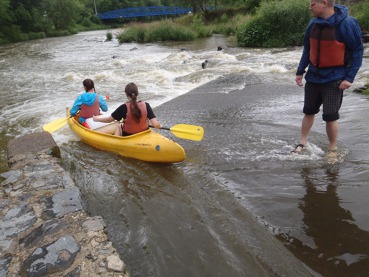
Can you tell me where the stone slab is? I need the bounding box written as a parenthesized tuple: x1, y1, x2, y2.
(7, 131, 60, 162)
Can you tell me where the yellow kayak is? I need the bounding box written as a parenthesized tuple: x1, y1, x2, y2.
(67, 113, 186, 163)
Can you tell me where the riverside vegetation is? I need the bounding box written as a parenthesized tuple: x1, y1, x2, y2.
(3, 0, 369, 47)
(116, 0, 369, 48)
(0, 0, 252, 45)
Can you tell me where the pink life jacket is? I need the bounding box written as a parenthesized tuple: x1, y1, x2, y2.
(79, 95, 100, 118)
(123, 101, 149, 134)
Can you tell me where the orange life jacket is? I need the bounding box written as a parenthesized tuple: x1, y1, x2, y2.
(79, 95, 100, 118)
(123, 101, 149, 134)
(309, 24, 346, 68)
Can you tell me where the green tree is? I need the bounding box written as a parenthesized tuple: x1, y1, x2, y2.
(43, 0, 84, 30)
(0, 0, 25, 44)
(236, 0, 310, 47)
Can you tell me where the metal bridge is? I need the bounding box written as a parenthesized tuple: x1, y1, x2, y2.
(97, 6, 193, 20)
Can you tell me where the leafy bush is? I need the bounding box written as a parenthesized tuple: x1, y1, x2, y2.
(350, 1, 369, 31)
(236, 0, 311, 47)
(213, 13, 252, 36)
(117, 20, 197, 43)
(106, 31, 113, 41)
(136, 28, 146, 43)
(243, 0, 262, 13)
(117, 27, 141, 43)
(145, 22, 197, 42)
(81, 18, 92, 27)
(173, 14, 194, 26)
(47, 30, 72, 37)
(190, 14, 212, 38)
(27, 32, 46, 40)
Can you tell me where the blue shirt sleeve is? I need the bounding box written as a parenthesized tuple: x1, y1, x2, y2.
(70, 96, 83, 116)
(340, 17, 363, 83)
(98, 95, 108, 112)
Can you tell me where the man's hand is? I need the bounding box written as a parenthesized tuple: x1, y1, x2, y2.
(295, 75, 304, 87)
(339, 80, 352, 90)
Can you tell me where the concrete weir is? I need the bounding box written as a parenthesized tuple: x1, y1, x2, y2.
(0, 131, 130, 277)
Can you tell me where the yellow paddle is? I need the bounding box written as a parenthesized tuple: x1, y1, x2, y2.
(152, 124, 204, 141)
(43, 96, 111, 133)
(43, 117, 70, 133)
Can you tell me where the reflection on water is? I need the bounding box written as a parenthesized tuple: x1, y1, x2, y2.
(278, 166, 369, 277)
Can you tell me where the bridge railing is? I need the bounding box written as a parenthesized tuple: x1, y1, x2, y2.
(97, 6, 193, 20)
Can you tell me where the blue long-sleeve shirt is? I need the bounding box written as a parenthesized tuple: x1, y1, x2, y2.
(296, 4, 363, 84)
(70, 92, 108, 123)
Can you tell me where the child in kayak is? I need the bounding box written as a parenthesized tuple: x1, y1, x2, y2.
(70, 79, 108, 129)
(93, 82, 162, 136)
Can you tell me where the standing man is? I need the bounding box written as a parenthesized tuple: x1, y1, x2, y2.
(293, 0, 363, 156)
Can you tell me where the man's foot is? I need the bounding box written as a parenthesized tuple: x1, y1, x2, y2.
(326, 148, 337, 159)
(291, 143, 304, 154)
(326, 148, 338, 164)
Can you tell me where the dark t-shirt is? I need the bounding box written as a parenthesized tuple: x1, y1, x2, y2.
(111, 101, 156, 121)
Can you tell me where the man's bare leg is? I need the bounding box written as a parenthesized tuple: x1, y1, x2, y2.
(293, 114, 315, 153)
(326, 120, 338, 150)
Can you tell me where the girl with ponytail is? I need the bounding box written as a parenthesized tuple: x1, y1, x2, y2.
(70, 79, 108, 129)
(93, 82, 162, 136)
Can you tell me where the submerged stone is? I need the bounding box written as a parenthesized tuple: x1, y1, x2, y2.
(20, 235, 80, 277)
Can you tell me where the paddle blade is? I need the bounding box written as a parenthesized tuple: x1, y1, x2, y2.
(170, 124, 204, 141)
(42, 118, 68, 133)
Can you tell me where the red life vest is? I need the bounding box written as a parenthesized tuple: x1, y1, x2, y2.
(309, 24, 346, 68)
(79, 95, 100, 118)
(123, 101, 149, 134)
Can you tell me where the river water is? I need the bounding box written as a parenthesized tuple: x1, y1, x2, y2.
(1, 30, 369, 276)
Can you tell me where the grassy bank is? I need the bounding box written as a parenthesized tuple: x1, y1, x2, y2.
(116, 0, 369, 48)
(116, 11, 252, 44)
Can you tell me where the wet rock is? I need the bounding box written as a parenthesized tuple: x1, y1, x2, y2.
(19, 219, 66, 248)
(0, 240, 12, 252)
(0, 203, 37, 251)
(64, 265, 81, 276)
(62, 172, 76, 189)
(42, 187, 83, 219)
(7, 132, 60, 163)
(2, 132, 131, 276)
(0, 170, 22, 186)
(106, 254, 125, 272)
(82, 216, 105, 232)
(0, 199, 9, 209)
(28, 171, 66, 190)
(20, 235, 80, 276)
(202, 60, 209, 69)
(0, 255, 12, 277)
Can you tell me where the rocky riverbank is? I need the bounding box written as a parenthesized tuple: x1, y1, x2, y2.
(0, 131, 130, 277)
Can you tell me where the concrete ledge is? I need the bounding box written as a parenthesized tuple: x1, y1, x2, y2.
(0, 132, 130, 277)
